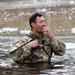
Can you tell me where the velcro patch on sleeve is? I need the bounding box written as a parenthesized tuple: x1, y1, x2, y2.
(15, 43, 21, 47)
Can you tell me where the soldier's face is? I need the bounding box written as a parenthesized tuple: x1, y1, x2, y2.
(34, 16, 46, 34)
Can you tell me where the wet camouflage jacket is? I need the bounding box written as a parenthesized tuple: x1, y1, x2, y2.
(11, 31, 66, 64)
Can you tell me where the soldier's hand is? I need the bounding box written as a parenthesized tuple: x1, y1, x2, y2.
(43, 26, 53, 38)
(28, 40, 38, 48)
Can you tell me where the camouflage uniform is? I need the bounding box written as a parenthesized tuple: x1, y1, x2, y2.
(11, 31, 66, 64)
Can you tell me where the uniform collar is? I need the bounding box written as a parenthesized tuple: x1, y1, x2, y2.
(29, 31, 47, 40)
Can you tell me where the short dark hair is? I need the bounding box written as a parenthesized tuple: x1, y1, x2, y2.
(29, 13, 42, 28)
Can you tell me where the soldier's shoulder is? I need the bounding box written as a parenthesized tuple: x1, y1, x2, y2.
(21, 35, 30, 40)
(20, 31, 33, 42)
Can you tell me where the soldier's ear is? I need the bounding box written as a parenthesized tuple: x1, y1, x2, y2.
(31, 22, 36, 28)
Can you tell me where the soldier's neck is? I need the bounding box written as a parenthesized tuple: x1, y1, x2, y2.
(32, 30, 43, 39)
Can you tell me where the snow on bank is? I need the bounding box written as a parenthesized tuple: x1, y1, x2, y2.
(0, 27, 75, 35)
(0, 27, 30, 35)
(0, 27, 18, 33)
(71, 27, 75, 34)
(20, 30, 30, 34)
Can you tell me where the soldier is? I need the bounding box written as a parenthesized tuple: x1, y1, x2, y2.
(11, 13, 66, 64)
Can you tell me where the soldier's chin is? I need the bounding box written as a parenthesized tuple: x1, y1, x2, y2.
(38, 32, 43, 34)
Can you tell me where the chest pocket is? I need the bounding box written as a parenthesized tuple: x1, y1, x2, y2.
(41, 39, 53, 62)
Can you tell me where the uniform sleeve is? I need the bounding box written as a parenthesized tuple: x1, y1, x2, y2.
(49, 37, 66, 56)
(10, 36, 31, 63)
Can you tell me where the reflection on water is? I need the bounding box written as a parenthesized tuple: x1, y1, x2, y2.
(0, 35, 75, 75)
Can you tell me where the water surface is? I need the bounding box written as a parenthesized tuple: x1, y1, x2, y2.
(0, 35, 75, 75)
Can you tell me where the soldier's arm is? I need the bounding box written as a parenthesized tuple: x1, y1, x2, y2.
(10, 36, 31, 63)
(49, 37, 66, 56)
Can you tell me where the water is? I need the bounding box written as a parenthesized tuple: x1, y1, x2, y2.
(0, 35, 75, 75)
(0, 0, 75, 75)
